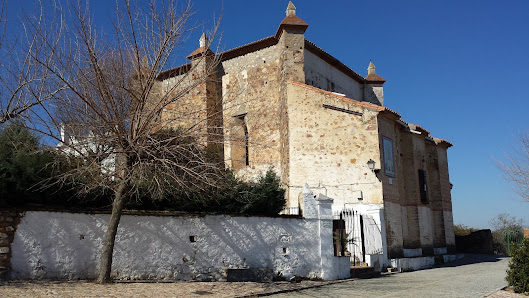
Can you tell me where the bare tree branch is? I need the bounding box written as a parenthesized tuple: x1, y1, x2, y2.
(498, 131, 529, 202)
(15, 0, 222, 283)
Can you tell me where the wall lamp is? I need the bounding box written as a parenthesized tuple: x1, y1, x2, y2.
(367, 159, 379, 174)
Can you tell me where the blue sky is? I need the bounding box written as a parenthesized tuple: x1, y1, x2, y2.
(174, 0, 529, 229)
(7, 1, 529, 228)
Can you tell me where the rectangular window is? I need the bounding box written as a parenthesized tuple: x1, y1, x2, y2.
(382, 137, 395, 177)
(418, 169, 428, 203)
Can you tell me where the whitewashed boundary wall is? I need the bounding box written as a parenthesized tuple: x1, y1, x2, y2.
(10, 196, 350, 281)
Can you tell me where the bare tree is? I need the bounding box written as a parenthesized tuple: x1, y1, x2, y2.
(490, 213, 525, 232)
(489, 213, 525, 255)
(0, 0, 67, 124)
(22, 0, 222, 283)
(499, 132, 529, 202)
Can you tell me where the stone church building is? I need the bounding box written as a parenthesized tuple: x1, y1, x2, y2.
(158, 2, 456, 269)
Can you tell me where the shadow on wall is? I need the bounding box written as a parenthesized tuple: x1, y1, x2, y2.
(10, 211, 323, 281)
(10, 212, 105, 280)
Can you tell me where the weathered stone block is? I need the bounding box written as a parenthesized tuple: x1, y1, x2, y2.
(0, 247, 9, 254)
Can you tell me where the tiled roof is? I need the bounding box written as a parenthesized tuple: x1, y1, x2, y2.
(289, 81, 384, 112)
(276, 15, 309, 38)
(433, 137, 453, 147)
(157, 63, 191, 80)
(280, 15, 309, 27)
(159, 37, 368, 84)
(288, 81, 450, 146)
(413, 124, 430, 135)
(186, 46, 214, 60)
(380, 107, 401, 118)
(220, 36, 277, 61)
(406, 123, 452, 147)
(365, 73, 386, 83)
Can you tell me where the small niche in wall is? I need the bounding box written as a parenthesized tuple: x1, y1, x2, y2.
(189, 235, 196, 243)
(282, 247, 289, 255)
(353, 190, 363, 200)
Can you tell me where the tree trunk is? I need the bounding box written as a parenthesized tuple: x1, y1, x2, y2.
(97, 179, 129, 284)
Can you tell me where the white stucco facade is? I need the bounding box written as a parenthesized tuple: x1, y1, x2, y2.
(10, 208, 350, 281)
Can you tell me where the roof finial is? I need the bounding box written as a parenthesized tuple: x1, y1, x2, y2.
(368, 60, 376, 75)
(286, 1, 296, 17)
(199, 33, 208, 48)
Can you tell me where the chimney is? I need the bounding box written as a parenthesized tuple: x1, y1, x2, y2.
(364, 61, 386, 106)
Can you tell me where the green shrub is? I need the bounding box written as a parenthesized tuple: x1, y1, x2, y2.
(128, 168, 286, 216)
(454, 224, 479, 236)
(507, 237, 529, 293)
(0, 122, 73, 206)
(0, 123, 286, 216)
(235, 169, 286, 216)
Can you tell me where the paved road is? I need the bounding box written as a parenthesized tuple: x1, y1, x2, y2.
(271, 254, 510, 298)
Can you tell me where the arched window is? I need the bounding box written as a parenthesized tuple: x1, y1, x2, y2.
(230, 113, 249, 170)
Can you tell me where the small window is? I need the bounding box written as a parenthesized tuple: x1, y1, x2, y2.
(382, 137, 395, 177)
(418, 169, 428, 203)
(231, 114, 249, 170)
(243, 122, 249, 166)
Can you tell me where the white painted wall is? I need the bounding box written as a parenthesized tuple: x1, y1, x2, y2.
(10, 210, 350, 281)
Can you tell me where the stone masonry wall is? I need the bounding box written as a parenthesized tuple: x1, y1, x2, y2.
(0, 211, 20, 279)
(160, 64, 209, 142)
(286, 81, 383, 209)
(221, 44, 283, 179)
(278, 28, 306, 201)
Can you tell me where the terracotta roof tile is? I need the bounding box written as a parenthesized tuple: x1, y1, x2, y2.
(275, 15, 309, 38)
(220, 36, 278, 61)
(186, 46, 214, 60)
(413, 124, 430, 135)
(289, 81, 384, 112)
(280, 15, 309, 27)
(157, 63, 191, 80)
(381, 107, 401, 118)
(365, 73, 386, 83)
(436, 138, 453, 147)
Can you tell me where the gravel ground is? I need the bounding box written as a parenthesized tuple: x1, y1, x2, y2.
(0, 279, 335, 297)
(0, 254, 524, 297)
(271, 254, 513, 298)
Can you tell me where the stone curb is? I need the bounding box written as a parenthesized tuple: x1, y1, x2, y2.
(235, 278, 356, 297)
(486, 286, 509, 297)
